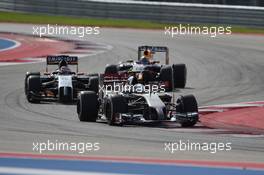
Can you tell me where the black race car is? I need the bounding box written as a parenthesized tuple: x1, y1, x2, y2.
(104, 46, 187, 91)
(24, 55, 98, 103)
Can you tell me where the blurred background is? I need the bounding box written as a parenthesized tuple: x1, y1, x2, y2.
(0, 0, 263, 28)
(139, 0, 264, 7)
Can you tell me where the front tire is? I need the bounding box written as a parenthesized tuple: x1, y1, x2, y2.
(176, 94, 198, 127)
(25, 72, 40, 95)
(26, 75, 41, 103)
(105, 95, 128, 126)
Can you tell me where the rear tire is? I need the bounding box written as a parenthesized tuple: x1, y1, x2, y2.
(77, 91, 98, 122)
(26, 75, 41, 103)
(142, 71, 153, 84)
(105, 64, 118, 75)
(176, 95, 198, 127)
(172, 64, 187, 88)
(88, 76, 99, 93)
(105, 95, 128, 126)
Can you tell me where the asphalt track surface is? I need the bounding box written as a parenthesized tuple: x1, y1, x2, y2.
(0, 23, 264, 163)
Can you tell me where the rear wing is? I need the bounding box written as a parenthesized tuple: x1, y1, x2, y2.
(138, 46, 169, 65)
(46, 55, 78, 72)
(47, 55, 78, 65)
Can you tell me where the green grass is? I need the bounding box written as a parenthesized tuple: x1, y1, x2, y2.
(0, 11, 263, 33)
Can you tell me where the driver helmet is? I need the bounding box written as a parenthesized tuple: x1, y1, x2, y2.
(59, 66, 71, 74)
(143, 50, 152, 59)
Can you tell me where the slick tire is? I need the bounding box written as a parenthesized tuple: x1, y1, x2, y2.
(25, 72, 40, 95)
(105, 95, 128, 126)
(176, 94, 198, 127)
(77, 91, 98, 122)
(172, 64, 187, 88)
(160, 65, 173, 92)
(26, 75, 41, 103)
(88, 76, 99, 93)
(105, 64, 118, 75)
